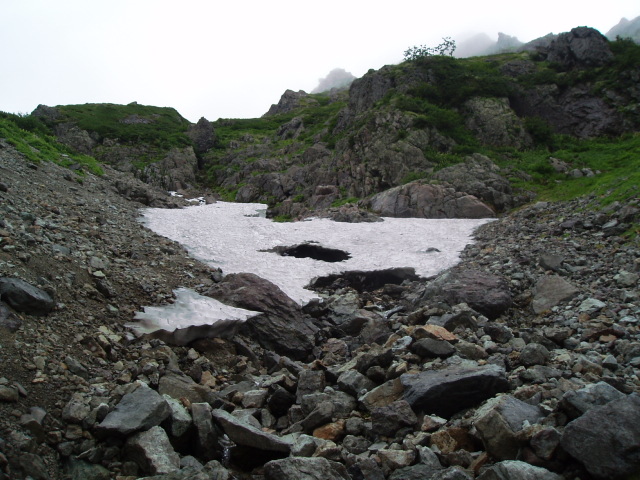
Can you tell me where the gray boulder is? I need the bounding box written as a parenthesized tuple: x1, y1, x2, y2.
(264, 457, 350, 480)
(546, 27, 614, 69)
(560, 381, 625, 418)
(473, 395, 545, 460)
(531, 275, 579, 314)
(561, 393, 640, 479)
(476, 460, 563, 479)
(125, 426, 180, 476)
(95, 383, 170, 437)
(371, 399, 418, 437)
(0, 301, 22, 331)
(367, 181, 495, 219)
(205, 273, 318, 360)
(211, 409, 292, 454)
(0, 277, 55, 316)
(422, 269, 512, 319)
(401, 364, 509, 418)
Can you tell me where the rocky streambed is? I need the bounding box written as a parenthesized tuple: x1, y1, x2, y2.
(0, 146, 639, 480)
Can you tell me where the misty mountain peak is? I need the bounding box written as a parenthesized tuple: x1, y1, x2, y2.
(311, 68, 356, 94)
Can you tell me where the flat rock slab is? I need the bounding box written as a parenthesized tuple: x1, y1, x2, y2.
(211, 408, 292, 453)
(401, 364, 509, 418)
(561, 393, 640, 479)
(0, 277, 54, 316)
(531, 275, 579, 314)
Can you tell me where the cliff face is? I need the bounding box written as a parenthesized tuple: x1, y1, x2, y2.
(200, 27, 639, 220)
(27, 28, 640, 220)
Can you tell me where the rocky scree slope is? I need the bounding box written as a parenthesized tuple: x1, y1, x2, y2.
(1, 147, 639, 478)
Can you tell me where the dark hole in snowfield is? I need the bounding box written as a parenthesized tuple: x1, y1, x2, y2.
(264, 242, 350, 263)
(309, 267, 422, 292)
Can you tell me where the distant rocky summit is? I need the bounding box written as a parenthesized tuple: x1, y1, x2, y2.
(606, 15, 640, 42)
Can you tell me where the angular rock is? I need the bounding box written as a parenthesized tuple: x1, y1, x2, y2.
(389, 463, 442, 480)
(546, 27, 614, 69)
(476, 460, 563, 480)
(158, 371, 221, 405)
(337, 369, 376, 397)
(211, 408, 291, 453)
(367, 181, 495, 219)
(401, 364, 509, 418)
(297, 369, 326, 403)
(371, 399, 418, 437)
(0, 277, 54, 315)
(205, 273, 318, 360)
(561, 394, 640, 479)
(473, 395, 544, 460)
(267, 385, 296, 417)
(191, 403, 219, 461)
(359, 378, 404, 411)
(264, 456, 350, 480)
(560, 381, 625, 418)
(531, 275, 579, 314)
(411, 337, 455, 358)
(422, 269, 512, 319)
(162, 395, 192, 438)
(95, 383, 170, 437)
(125, 425, 180, 475)
(0, 301, 21, 331)
(519, 343, 550, 367)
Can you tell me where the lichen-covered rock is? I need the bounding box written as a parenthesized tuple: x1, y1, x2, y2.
(463, 97, 532, 148)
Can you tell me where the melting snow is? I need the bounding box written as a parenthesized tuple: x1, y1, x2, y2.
(139, 202, 492, 305)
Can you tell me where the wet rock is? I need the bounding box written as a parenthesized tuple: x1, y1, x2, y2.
(473, 395, 544, 460)
(401, 364, 509, 418)
(531, 275, 579, 314)
(95, 383, 170, 437)
(264, 456, 350, 480)
(0, 277, 55, 315)
(476, 460, 563, 479)
(561, 393, 640, 478)
(125, 425, 180, 475)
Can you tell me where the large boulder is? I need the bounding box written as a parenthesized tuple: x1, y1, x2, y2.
(366, 182, 495, 219)
(401, 364, 509, 418)
(531, 275, 579, 314)
(187, 117, 216, 157)
(205, 273, 318, 360)
(545, 27, 614, 69)
(433, 154, 529, 211)
(476, 460, 563, 480)
(420, 269, 512, 319)
(95, 383, 170, 438)
(264, 90, 311, 117)
(0, 277, 55, 316)
(560, 393, 640, 479)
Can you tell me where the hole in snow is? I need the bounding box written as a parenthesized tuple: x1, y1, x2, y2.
(266, 242, 351, 263)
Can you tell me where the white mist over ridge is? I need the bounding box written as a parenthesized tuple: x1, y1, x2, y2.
(140, 202, 492, 305)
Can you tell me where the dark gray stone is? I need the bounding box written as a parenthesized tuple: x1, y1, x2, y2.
(125, 426, 180, 475)
(206, 273, 318, 360)
(561, 393, 640, 479)
(473, 395, 545, 460)
(371, 399, 418, 437)
(476, 460, 563, 479)
(422, 269, 512, 319)
(546, 27, 614, 69)
(401, 364, 509, 418)
(0, 301, 21, 331)
(191, 403, 219, 461)
(519, 343, 550, 367)
(0, 277, 54, 316)
(95, 383, 170, 437)
(264, 457, 350, 480)
(337, 369, 376, 397)
(561, 381, 625, 418)
(411, 338, 455, 358)
(211, 408, 292, 453)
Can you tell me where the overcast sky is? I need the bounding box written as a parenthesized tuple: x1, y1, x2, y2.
(2, 1, 638, 122)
